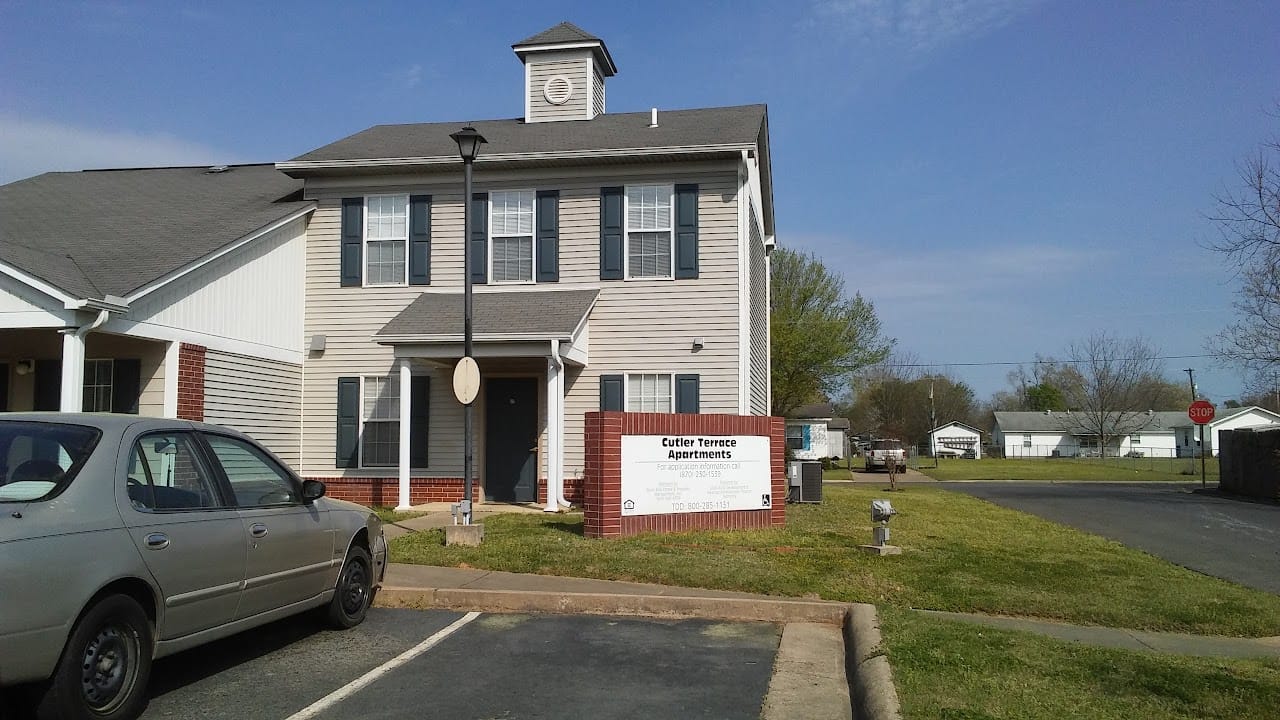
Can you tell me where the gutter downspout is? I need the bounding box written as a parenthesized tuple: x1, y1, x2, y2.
(59, 309, 110, 412)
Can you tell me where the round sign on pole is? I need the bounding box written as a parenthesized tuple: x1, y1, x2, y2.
(453, 356, 480, 405)
(1187, 400, 1215, 425)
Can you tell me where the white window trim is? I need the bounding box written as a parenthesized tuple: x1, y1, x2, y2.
(83, 358, 114, 412)
(363, 194, 409, 288)
(623, 184, 675, 281)
(489, 189, 538, 285)
(359, 374, 401, 468)
(623, 371, 675, 413)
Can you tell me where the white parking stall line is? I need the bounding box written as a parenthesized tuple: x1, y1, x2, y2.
(285, 611, 482, 720)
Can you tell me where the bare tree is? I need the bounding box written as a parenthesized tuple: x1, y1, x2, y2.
(1058, 333, 1165, 455)
(1206, 117, 1280, 392)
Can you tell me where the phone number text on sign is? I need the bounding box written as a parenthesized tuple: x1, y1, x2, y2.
(620, 435, 772, 516)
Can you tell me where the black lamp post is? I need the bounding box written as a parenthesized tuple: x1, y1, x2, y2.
(451, 125, 486, 524)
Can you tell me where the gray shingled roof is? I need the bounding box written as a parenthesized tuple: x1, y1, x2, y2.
(515, 21, 602, 46)
(791, 402, 835, 419)
(0, 164, 309, 300)
(377, 289, 599, 340)
(285, 105, 766, 165)
(994, 411, 1188, 433)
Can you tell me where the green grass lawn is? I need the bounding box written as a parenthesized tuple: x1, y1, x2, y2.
(919, 456, 1219, 482)
(372, 506, 427, 524)
(881, 607, 1280, 720)
(390, 484, 1280, 637)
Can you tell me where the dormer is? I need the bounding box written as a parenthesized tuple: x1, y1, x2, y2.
(513, 22, 617, 123)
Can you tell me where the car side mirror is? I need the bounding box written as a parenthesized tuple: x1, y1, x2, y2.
(302, 480, 326, 503)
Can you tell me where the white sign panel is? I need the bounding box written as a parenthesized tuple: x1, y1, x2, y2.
(620, 435, 772, 516)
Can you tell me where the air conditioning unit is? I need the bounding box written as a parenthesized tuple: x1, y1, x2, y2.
(786, 461, 822, 503)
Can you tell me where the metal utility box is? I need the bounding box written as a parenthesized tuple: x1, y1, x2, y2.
(787, 461, 822, 503)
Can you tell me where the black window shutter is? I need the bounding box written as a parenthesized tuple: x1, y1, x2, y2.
(410, 376, 430, 468)
(675, 184, 699, 279)
(600, 187, 624, 280)
(111, 358, 141, 414)
(34, 359, 61, 411)
(471, 192, 488, 285)
(599, 374, 624, 411)
(340, 198, 363, 287)
(409, 195, 431, 285)
(536, 190, 559, 282)
(675, 374, 700, 414)
(336, 377, 360, 468)
(0, 363, 8, 411)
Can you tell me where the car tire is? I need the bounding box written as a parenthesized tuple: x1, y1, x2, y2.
(325, 545, 373, 629)
(37, 594, 153, 720)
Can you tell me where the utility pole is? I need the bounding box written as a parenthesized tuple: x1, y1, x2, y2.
(1184, 368, 1207, 485)
(1183, 368, 1196, 401)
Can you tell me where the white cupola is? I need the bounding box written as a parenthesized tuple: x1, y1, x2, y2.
(512, 22, 617, 123)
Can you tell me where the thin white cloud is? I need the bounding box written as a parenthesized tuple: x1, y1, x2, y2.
(811, 0, 1041, 53)
(0, 115, 235, 184)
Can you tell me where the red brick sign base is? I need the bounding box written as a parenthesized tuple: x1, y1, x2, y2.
(583, 411, 786, 539)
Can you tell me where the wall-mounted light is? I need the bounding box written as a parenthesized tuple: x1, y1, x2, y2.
(15, 359, 34, 375)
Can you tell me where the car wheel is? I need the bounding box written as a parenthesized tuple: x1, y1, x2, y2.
(37, 594, 152, 720)
(326, 545, 373, 629)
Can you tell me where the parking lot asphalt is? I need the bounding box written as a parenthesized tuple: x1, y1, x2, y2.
(3, 608, 783, 720)
(941, 482, 1280, 594)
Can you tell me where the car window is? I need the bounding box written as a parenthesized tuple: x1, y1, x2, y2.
(127, 432, 224, 511)
(202, 434, 300, 507)
(0, 421, 101, 502)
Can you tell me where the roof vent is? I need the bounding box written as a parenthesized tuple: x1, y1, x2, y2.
(649, 107, 658, 128)
(205, 165, 230, 174)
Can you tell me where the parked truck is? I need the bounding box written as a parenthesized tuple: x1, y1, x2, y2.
(865, 439, 907, 473)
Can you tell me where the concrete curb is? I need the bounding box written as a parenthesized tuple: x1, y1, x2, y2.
(845, 604, 904, 720)
(375, 587, 903, 719)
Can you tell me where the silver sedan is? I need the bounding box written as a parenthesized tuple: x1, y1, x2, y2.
(0, 413, 387, 719)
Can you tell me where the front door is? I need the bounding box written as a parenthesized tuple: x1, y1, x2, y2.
(484, 378, 539, 502)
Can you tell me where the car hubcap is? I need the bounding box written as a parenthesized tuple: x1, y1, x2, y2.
(81, 625, 134, 711)
(341, 560, 369, 616)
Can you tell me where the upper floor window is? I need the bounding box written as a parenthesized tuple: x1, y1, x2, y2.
(625, 185, 673, 279)
(627, 373, 672, 413)
(365, 195, 408, 286)
(491, 191, 535, 283)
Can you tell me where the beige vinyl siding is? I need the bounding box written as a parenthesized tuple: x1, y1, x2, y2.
(748, 204, 769, 415)
(300, 162, 743, 483)
(591, 67, 605, 118)
(528, 58, 589, 123)
(203, 350, 302, 466)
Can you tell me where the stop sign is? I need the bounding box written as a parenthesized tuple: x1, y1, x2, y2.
(1188, 400, 1215, 425)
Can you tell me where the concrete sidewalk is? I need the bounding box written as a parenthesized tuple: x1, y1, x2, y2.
(381, 501, 549, 541)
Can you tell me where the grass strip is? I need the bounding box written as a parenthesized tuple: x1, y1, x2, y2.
(389, 484, 1280, 636)
(880, 607, 1280, 720)
(919, 457, 1218, 482)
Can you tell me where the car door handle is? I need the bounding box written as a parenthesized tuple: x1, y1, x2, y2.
(249, 523, 268, 538)
(145, 533, 169, 550)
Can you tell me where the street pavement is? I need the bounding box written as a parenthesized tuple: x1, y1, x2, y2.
(940, 481, 1280, 594)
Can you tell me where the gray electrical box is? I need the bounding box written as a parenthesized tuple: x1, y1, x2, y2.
(787, 461, 822, 503)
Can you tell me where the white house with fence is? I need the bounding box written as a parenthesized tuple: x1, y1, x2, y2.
(991, 410, 1183, 458)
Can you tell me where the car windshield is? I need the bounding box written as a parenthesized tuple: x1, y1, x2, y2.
(0, 420, 102, 502)
(871, 440, 902, 450)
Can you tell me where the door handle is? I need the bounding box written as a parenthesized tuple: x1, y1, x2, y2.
(145, 533, 169, 550)
(249, 523, 268, 538)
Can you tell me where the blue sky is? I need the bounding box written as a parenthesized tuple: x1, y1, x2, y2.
(2, 0, 1277, 403)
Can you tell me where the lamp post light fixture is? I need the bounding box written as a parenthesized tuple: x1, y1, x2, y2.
(451, 125, 487, 525)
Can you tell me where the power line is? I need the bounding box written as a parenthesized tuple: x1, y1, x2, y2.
(881, 354, 1218, 369)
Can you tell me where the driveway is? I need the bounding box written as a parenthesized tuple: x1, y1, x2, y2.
(941, 482, 1280, 594)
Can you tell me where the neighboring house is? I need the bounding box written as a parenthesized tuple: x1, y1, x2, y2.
(1170, 406, 1280, 457)
(929, 421, 982, 458)
(0, 166, 313, 465)
(276, 23, 774, 508)
(992, 410, 1184, 458)
(785, 403, 844, 460)
(0, 22, 775, 511)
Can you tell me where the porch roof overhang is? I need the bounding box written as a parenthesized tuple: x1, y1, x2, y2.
(375, 288, 598, 364)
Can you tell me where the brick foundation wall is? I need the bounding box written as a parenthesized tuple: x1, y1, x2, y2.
(583, 412, 786, 539)
(176, 343, 206, 421)
(537, 477, 585, 506)
(313, 477, 467, 506)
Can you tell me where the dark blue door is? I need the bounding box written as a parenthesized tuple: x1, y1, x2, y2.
(484, 378, 539, 502)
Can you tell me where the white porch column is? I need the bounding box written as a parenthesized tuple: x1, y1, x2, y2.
(59, 330, 86, 412)
(396, 359, 412, 511)
(163, 341, 180, 418)
(544, 353, 561, 512)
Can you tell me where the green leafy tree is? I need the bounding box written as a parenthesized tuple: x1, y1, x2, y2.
(1025, 383, 1067, 411)
(770, 248, 893, 416)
